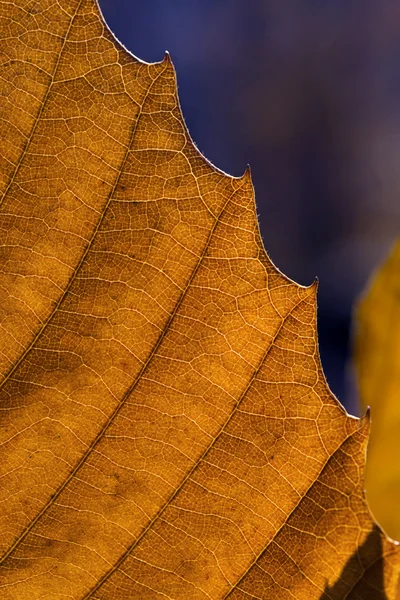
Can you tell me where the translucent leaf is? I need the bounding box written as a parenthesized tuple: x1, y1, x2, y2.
(0, 1, 398, 598)
(355, 241, 400, 543)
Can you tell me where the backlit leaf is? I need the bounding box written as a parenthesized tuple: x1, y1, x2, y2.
(355, 241, 400, 543)
(0, 1, 399, 598)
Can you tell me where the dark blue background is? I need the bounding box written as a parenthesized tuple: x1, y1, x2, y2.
(99, 0, 400, 412)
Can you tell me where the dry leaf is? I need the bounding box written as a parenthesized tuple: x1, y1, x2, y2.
(0, 1, 399, 598)
(355, 241, 400, 543)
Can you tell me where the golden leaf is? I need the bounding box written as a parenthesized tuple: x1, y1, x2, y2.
(355, 241, 400, 543)
(0, 1, 399, 598)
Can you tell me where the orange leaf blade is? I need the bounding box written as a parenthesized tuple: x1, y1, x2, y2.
(0, 1, 398, 598)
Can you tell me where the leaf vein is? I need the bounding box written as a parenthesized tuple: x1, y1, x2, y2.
(223, 428, 362, 599)
(0, 61, 168, 565)
(0, 0, 83, 207)
(81, 291, 308, 599)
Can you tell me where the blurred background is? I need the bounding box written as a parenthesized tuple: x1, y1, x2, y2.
(99, 0, 400, 413)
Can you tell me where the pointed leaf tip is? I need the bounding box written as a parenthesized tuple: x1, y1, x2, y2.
(362, 405, 371, 428)
(240, 164, 253, 186)
(311, 277, 319, 292)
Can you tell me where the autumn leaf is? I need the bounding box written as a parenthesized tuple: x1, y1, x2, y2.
(0, 1, 399, 598)
(355, 241, 400, 544)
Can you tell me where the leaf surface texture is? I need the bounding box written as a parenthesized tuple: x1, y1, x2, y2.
(0, 1, 399, 598)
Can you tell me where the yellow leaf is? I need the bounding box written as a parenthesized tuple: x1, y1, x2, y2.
(355, 240, 400, 543)
(0, 1, 398, 598)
